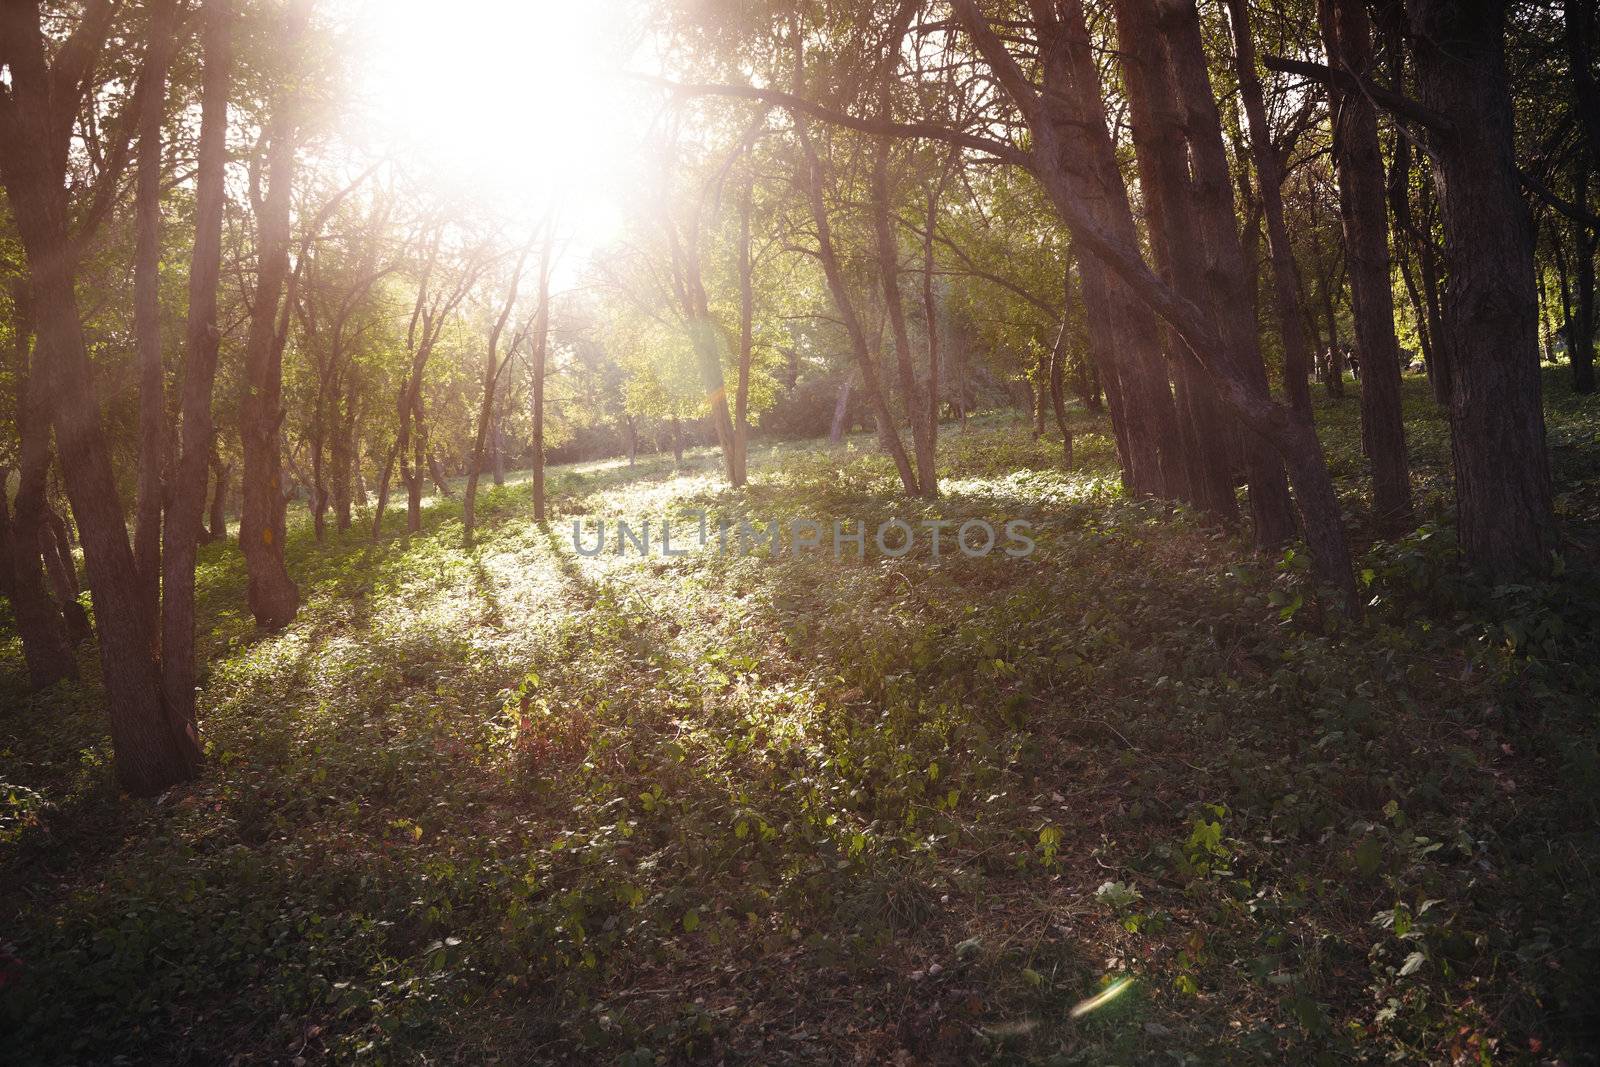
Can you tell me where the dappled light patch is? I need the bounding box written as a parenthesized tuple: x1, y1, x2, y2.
(4, 381, 1599, 1063)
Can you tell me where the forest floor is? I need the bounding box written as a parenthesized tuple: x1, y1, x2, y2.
(4, 371, 1600, 1066)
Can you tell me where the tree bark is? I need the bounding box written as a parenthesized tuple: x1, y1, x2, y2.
(1322, 0, 1413, 530)
(1156, 0, 1299, 546)
(1114, 0, 1240, 520)
(0, 0, 199, 793)
(132, 0, 182, 628)
(1227, 0, 1315, 417)
(1408, 0, 1558, 578)
(464, 235, 535, 547)
(238, 0, 308, 629)
(792, 114, 921, 494)
(872, 137, 937, 496)
(530, 226, 556, 523)
(160, 0, 233, 736)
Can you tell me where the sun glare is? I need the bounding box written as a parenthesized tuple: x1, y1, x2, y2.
(354, 0, 635, 252)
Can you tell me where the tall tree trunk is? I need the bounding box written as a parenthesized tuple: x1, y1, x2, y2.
(160, 0, 233, 741)
(1322, 0, 1412, 530)
(464, 235, 535, 547)
(733, 172, 756, 487)
(1047, 315, 1074, 466)
(530, 226, 556, 523)
(133, 0, 182, 628)
(1157, 0, 1299, 546)
(238, 2, 307, 629)
(793, 116, 921, 494)
(1570, 161, 1597, 393)
(949, 0, 1358, 606)
(1052, 0, 1186, 500)
(829, 380, 853, 444)
(871, 138, 936, 496)
(1114, 0, 1240, 520)
(4, 283, 77, 686)
(0, 1, 198, 793)
(207, 455, 230, 544)
(42, 504, 91, 643)
(1227, 0, 1315, 416)
(1409, 0, 1558, 578)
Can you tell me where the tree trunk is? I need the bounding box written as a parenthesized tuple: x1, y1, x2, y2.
(1570, 161, 1597, 393)
(1409, 0, 1558, 579)
(238, 3, 306, 630)
(1114, 0, 1241, 520)
(132, 0, 182, 629)
(829, 380, 853, 444)
(207, 456, 230, 544)
(0, 1, 198, 793)
(42, 505, 91, 643)
(1227, 0, 1315, 417)
(792, 115, 921, 494)
(160, 0, 233, 736)
(1322, 0, 1412, 530)
(4, 284, 77, 687)
(464, 235, 535, 548)
(530, 226, 556, 523)
(1047, 315, 1074, 467)
(1157, 0, 1299, 546)
(871, 138, 936, 496)
(733, 173, 756, 487)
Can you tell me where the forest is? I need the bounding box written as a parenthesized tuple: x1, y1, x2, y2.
(2, 0, 1599, 1062)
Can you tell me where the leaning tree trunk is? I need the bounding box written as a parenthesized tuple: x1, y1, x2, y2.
(1157, 0, 1299, 546)
(1227, 0, 1315, 417)
(793, 115, 921, 494)
(1409, 0, 1558, 579)
(41, 505, 91, 643)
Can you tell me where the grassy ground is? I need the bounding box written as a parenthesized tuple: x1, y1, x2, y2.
(3, 371, 1599, 1065)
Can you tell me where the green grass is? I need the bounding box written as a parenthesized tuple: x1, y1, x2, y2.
(3, 371, 1599, 1064)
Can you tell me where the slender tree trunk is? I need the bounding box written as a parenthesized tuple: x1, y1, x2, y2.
(733, 173, 756, 487)
(133, 0, 182, 628)
(1322, 0, 1412, 530)
(829, 380, 853, 444)
(464, 236, 535, 548)
(1048, 315, 1074, 467)
(207, 456, 230, 543)
(238, 5, 306, 629)
(530, 227, 556, 523)
(670, 416, 684, 466)
(1409, 0, 1558, 578)
(872, 138, 936, 496)
(793, 116, 920, 493)
(1227, 0, 1315, 416)
(41, 505, 91, 643)
(160, 0, 233, 743)
(1570, 161, 1597, 392)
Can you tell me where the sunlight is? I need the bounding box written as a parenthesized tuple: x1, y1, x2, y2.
(351, 0, 633, 251)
